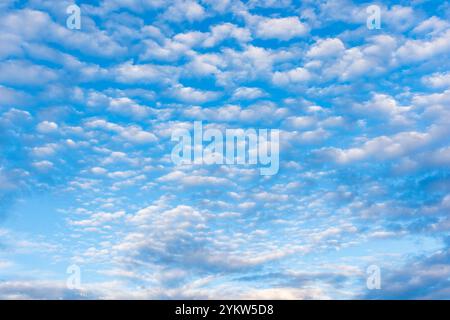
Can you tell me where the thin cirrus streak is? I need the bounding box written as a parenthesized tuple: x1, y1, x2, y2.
(0, 0, 449, 300)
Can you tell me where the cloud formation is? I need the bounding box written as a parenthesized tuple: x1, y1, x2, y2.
(0, 0, 450, 300)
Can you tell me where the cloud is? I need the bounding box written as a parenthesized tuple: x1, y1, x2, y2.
(0, 60, 58, 86)
(255, 17, 308, 40)
(32, 144, 58, 157)
(84, 119, 158, 144)
(315, 129, 437, 164)
(0, 9, 125, 58)
(114, 61, 178, 84)
(397, 30, 450, 63)
(161, 0, 206, 23)
(37, 121, 58, 133)
(0, 280, 85, 299)
(422, 72, 450, 89)
(352, 93, 412, 125)
(1, 0, 450, 301)
(69, 210, 126, 227)
(0, 86, 28, 107)
(413, 16, 450, 36)
(239, 287, 329, 300)
(32, 160, 54, 170)
(202, 23, 252, 47)
(168, 84, 221, 104)
(183, 102, 288, 123)
(231, 87, 267, 100)
(363, 248, 450, 299)
(107, 97, 154, 119)
(157, 171, 229, 186)
(307, 38, 345, 58)
(272, 67, 312, 86)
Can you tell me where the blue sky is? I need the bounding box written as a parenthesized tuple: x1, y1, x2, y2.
(0, 0, 450, 299)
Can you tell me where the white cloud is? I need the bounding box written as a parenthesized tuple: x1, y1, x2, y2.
(316, 130, 434, 164)
(70, 211, 126, 227)
(168, 84, 220, 104)
(91, 167, 108, 175)
(353, 93, 412, 125)
(1, 9, 125, 58)
(37, 121, 58, 133)
(283, 116, 316, 129)
(338, 35, 396, 80)
(114, 61, 178, 84)
(2, 0, 450, 301)
(413, 16, 450, 36)
(307, 38, 345, 58)
(272, 67, 311, 86)
(231, 87, 267, 100)
(107, 97, 154, 119)
(0, 60, 58, 86)
(0, 260, 13, 270)
(203, 23, 252, 47)
(157, 170, 229, 186)
(140, 38, 194, 62)
(85, 119, 157, 144)
(183, 102, 288, 123)
(422, 72, 450, 89)
(32, 144, 57, 157)
(255, 17, 308, 40)
(397, 30, 450, 63)
(0, 86, 28, 107)
(384, 5, 417, 32)
(240, 287, 329, 300)
(32, 160, 54, 170)
(162, 0, 206, 23)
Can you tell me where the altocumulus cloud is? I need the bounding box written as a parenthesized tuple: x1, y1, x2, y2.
(0, 0, 449, 300)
